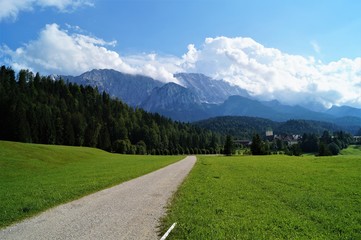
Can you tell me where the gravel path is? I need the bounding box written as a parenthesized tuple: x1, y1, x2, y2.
(0, 156, 196, 240)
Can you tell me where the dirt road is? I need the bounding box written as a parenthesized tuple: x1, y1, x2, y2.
(0, 156, 196, 240)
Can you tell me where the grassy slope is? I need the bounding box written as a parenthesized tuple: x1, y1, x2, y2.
(162, 151, 361, 239)
(340, 145, 361, 155)
(0, 141, 183, 228)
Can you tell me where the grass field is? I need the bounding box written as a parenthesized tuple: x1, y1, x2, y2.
(340, 145, 361, 155)
(0, 141, 183, 229)
(161, 148, 361, 239)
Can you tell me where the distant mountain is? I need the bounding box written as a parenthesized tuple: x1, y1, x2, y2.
(141, 82, 211, 122)
(175, 73, 249, 103)
(324, 106, 361, 133)
(63, 69, 163, 106)
(261, 100, 333, 121)
(207, 96, 338, 122)
(63, 70, 249, 107)
(326, 105, 361, 118)
(62, 69, 361, 133)
(299, 101, 328, 112)
(212, 95, 286, 121)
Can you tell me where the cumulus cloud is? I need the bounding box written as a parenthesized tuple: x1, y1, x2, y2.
(123, 53, 183, 83)
(180, 36, 361, 108)
(1, 25, 360, 108)
(1, 23, 135, 75)
(0, 23, 180, 83)
(0, 0, 93, 21)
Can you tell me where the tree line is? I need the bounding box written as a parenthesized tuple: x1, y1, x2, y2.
(249, 130, 353, 156)
(301, 131, 353, 156)
(195, 116, 345, 140)
(0, 66, 224, 154)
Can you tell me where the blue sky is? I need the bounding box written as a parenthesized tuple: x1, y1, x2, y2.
(2, 0, 360, 60)
(0, 0, 360, 108)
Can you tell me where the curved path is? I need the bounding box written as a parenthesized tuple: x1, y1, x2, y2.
(0, 156, 196, 240)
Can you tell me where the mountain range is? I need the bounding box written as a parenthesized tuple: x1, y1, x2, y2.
(62, 69, 361, 134)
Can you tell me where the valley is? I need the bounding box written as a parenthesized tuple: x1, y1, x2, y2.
(1, 2, 360, 239)
(1, 66, 360, 239)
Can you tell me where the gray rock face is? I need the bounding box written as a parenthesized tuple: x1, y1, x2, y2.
(142, 82, 202, 110)
(63, 69, 163, 107)
(62, 69, 361, 130)
(175, 73, 249, 104)
(141, 83, 210, 122)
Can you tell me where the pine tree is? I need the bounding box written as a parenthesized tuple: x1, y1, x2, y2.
(318, 142, 331, 156)
(0, 65, 224, 155)
(224, 135, 234, 156)
(63, 115, 75, 146)
(98, 125, 111, 151)
(251, 134, 263, 155)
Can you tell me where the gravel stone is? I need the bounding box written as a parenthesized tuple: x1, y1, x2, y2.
(0, 156, 196, 240)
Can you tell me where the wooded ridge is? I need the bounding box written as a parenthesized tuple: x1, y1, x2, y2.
(0, 66, 223, 155)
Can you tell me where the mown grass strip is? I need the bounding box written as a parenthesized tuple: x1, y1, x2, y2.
(161, 152, 361, 239)
(0, 141, 183, 229)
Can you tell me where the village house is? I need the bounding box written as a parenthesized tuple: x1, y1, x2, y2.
(273, 134, 301, 146)
(354, 135, 361, 144)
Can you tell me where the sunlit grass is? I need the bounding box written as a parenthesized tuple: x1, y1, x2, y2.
(0, 141, 183, 228)
(162, 151, 361, 239)
(340, 145, 361, 155)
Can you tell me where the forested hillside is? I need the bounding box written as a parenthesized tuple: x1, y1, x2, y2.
(194, 116, 277, 139)
(0, 66, 223, 154)
(195, 116, 345, 139)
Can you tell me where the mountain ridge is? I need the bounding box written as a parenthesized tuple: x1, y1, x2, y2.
(62, 69, 361, 133)
(63, 69, 163, 106)
(174, 73, 250, 104)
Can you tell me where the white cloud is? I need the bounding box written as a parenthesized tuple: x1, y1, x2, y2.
(1, 23, 135, 75)
(123, 53, 183, 83)
(0, 0, 32, 21)
(0, 23, 180, 83)
(0, 0, 93, 21)
(180, 36, 361, 108)
(1, 26, 360, 108)
(36, 0, 93, 11)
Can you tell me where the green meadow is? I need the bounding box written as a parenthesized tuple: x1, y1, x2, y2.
(339, 145, 361, 155)
(161, 148, 361, 239)
(0, 141, 183, 228)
